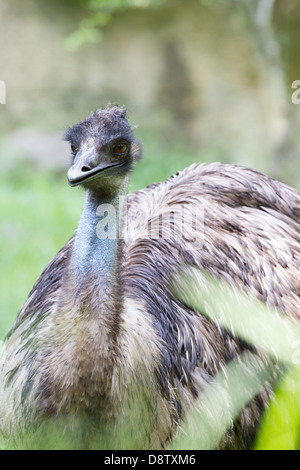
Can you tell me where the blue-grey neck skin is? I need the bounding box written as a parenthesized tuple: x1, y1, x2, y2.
(68, 176, 129, 297)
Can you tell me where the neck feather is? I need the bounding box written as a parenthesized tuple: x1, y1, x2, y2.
(66, 177, 129, 312)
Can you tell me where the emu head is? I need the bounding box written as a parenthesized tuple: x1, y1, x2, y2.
(64, 106, 142, 195)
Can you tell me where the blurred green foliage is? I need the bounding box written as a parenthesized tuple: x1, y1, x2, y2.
(64, 0, 237, 50)
(65, 0, 235, 51)
(170, 351, 275, 450)
(172, 268, 300, 450)
(64, 0, 169, 49)
(173, 268, 300, 366)
(255, 365, 300, 450)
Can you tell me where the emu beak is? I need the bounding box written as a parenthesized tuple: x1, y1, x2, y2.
(67, 149, 123, 187)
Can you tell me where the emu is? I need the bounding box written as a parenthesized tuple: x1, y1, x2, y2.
(0, 105, 299, 450)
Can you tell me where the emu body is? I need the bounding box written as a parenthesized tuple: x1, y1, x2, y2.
(0, 106, 300, 449)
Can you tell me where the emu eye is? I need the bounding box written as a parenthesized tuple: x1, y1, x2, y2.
(113, 142, 128, 155)
(71, 143, 78, 154)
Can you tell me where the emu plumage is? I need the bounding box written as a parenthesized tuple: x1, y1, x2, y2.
(0, 106, 300, 449)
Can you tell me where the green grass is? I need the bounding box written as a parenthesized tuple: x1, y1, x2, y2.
(0, 166, 83, 338)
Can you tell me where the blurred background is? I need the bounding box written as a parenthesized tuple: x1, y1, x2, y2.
(0, 0, 300, 338)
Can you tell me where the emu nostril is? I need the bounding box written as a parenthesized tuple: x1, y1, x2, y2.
(81, 166, 91, 172)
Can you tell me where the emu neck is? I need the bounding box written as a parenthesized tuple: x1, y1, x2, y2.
(68, 178, 128, 313)
(73, 193, 120, 277)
